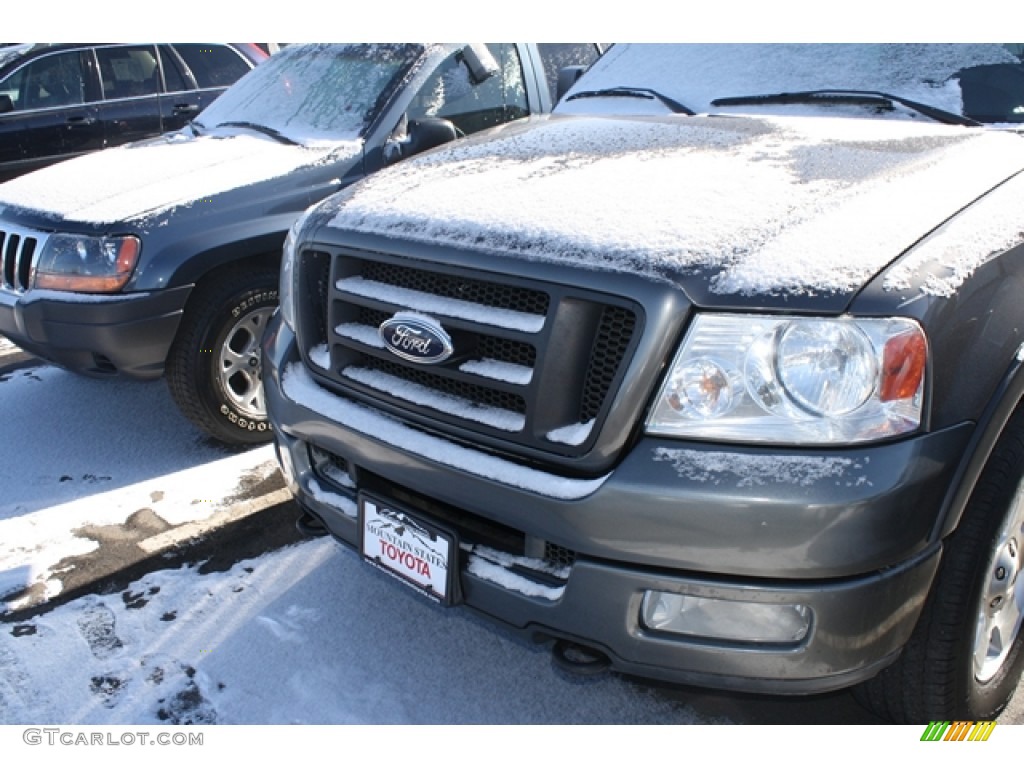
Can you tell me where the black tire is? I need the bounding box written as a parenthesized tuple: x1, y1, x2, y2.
(166, 266, 278, 446)
(855, 406, 1024, 723)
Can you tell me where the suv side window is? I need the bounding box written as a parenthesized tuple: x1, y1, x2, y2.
(536, 44, 601, 103)
(158, 45, 189, 93)
(173, 44, 252, 89)
(407, 44, 528, 135)
(2, 51, 86, 111)
(97, 45, 160, 100)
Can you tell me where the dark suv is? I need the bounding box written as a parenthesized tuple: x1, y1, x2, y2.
(265, 44, 1024, 723)
(0, 43, 267, 182)
(0, 43, 604, 444)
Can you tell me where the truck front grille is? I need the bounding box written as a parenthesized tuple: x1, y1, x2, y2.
(298, 248, 641, 459)
(0, 222, 45, 294)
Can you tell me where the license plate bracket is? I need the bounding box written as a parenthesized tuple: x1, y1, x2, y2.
(359, 493, 459, 605)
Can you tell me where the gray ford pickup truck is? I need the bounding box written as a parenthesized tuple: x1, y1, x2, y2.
(264, 44, 1024, 722)
(0, 43, 603, 444)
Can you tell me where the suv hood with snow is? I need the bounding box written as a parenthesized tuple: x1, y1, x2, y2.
(0, 130, 360, 227)
(317, 113, 1024, 310)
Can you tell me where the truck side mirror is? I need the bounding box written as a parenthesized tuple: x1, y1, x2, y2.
(0, 94, 13, 114)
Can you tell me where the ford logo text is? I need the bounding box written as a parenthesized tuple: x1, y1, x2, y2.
(379, 313, 454, 364)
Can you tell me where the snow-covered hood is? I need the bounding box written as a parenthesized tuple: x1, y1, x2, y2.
(323, 114, 1024, 303)
(0, 131, 361, 226)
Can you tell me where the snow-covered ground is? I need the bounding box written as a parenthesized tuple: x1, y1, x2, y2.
(0, 363, 281, 606)
(3, 538, 708, 725)
(0, 336, 18, 357)
(0, 358, 711, 725)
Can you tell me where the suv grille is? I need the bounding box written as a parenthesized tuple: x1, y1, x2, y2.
(299, 249, 640, 458)
(0, 222, 46, 293)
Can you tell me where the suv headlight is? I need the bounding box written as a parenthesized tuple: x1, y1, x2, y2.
(647, 314, 927, 445)
(34, 234, 141, 293)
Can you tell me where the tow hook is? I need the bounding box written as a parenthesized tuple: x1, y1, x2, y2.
(295, 511, 329, 538)
(551, 639, 611, 677)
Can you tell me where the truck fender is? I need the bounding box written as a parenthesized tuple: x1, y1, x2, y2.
(934, 345, 1024, 541)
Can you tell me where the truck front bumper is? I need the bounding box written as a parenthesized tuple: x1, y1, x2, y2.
(263, 318, 964, 694)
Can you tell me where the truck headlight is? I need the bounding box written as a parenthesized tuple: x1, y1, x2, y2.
(34, 234, 141, 293)
(279, 217, 303, 332)
(647, 314, 927, 445)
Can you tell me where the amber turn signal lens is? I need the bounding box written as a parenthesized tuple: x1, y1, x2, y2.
(880, 329, 927, 402)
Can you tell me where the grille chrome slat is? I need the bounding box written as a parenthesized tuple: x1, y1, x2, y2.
(0, 221, 47, 294)
(337, 275, 546, 333)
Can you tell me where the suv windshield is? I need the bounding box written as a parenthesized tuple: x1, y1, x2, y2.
(195, 43, 425, 145)
(0, 44, 32, 71)
(558, 44, 1024, 125)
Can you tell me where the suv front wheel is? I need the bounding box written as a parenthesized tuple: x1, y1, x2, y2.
(166, 266, 278, 445)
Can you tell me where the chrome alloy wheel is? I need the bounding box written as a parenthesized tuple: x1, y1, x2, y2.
(973, 483, 1024, 683)
(217, 305, 274, 421)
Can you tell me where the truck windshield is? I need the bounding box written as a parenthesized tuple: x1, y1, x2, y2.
(558, 44, 1024, 125)
(194, 43, 424, 146)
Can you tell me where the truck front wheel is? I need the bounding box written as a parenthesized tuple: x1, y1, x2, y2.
(167, 267, 278, 445)
(856, 405, 1024, 722)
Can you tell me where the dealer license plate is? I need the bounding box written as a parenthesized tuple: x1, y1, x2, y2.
(360, 494, 456, 604)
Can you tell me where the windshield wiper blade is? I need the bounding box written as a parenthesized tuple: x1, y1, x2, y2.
(214, 120, 298, 145)
(710, 90, 980, 127)
(566, 86, 695, 115)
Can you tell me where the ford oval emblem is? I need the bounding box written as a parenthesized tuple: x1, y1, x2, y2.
(379, 313, 454, 364)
